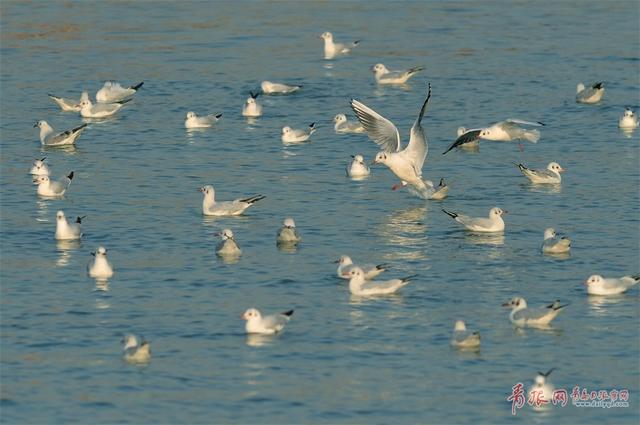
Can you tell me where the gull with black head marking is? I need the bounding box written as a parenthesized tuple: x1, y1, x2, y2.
(346, 154, 370, 178)
(79, 98, 130, 118)
(372, 63, 424, 85)
(619, 107, 639, 129)
(48, 91, 89, 112)
(517, 162, 564, 184)
(282, 123, 316, 143)
(584, 274, 639, 296)
(343, 267, 415, 296)
(335, 255, 389, 280)
(443, 119, 544, 154)
(242, 91, 262, 117)
(541, 228, 571, 254)
(442, 207, 507, 233)
(502, 297, 567, 328)
(122, 334, 151, 364)
(320, 31, 360, 59)
(277, 218, 301, 244)
(96, 81, 143, 103)
(576, 81, 604, 104)
(261, 81, 301, 95)
(242, 308, 293, 335)
(34, 172, 74, 197)
(30, 157, 50, 176)
(527, 369, 555, 408)
(199, 185, 264, 216)
(185, 111, 222, 129)
(216, 229, 242, 256)
(450, 320, 481, 350)
(34, 120, 87, 146)
(334, 113, 364, 134)
(55, 210, 84, 240)
(88, 246, 114, 279)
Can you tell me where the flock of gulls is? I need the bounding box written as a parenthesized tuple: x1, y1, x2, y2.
(31, 31, 638, 387)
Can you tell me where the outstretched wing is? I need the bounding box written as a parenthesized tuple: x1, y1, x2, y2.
(505, 118, 544, 127)
(442, 129, 482, 154)
(403, 84, 431, 172)
(350, 99, 401, 152)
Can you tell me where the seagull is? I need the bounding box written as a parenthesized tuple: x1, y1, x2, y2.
(242, 92, 262, 117)
(584, 274, 639, 296)
(185, 111, 222, 129)
(216, 229, 242, 256)
(199, 185, 265, 216)
(242, 308, 293, 335)
(335, 255, 389, 280)
(96, 81, 143, 103)
(541, 228, 571, 254)
(343, 267, 414, 296)
(281, 123, 316, 143)
(30, 158, 50, 176)
(48, 91, 89, 112)
(33, 172, 73, 197)
(79, 98, 129, 118)
(351, 83, 434, 192)
(450, 320, 481, 349)
(619, 108, 639, 129)
(261, 81, 301, 94)
(527, 369, 555, 407)
(346, 154, 370, 178)
(320, 31, 360, 59)
(442, 119, 544, 154)
(442, 207, 506, 233)
(88, 246, 114, 279)
(372, 63, 424, 84)
(55, 210, 84, 240)
(34, 121, 87, 146)
(277, 218, 301, 244)
(122, 334, 151, 364)
(517, 162, 565, 184)
(576, 81, 604, 104)
(502, 297, 567, 327)
(334, 113, 365, 133)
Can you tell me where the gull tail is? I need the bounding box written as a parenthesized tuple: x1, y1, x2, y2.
(281, 310, 294, 317)
(408, 66, 424, 76)
(48, 93, 61, 100)
(241, 195, 265, 204)
(400, 275, 418, 284)
(129, 81, 144, 91)
(516, 163, 529, 173)
(376, 263, 390, 272)
(442, 209, 458, 219)
(308, 122, 317, 134)
(630, 275, 640, 284)
(66, 171, 75, 181)
(72, 123, 88, 133)
(76, 215, 86, 224)
(592, 81, 604, 90)
(538, 368, 555, 377)
(116, 98, 133, 105)
(547, 300, 568, 311)
(352, 40, 361, 47)
(215, 113, 223, 119)
(522, 129, 540, 143)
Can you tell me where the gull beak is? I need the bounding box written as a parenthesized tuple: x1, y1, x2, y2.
(558, 168, 566, 173)
(90, 252, 96, 257)
(198, 187, 204, 192)
(342, 271, 351, 277)
(241, 312, 247, 320)
(350, 155, 355, 159)
(502, 210, 509, 215)
(32, 178, 38, 183)
(501, 302, 511, 307)
(333, 259, 340, 263)
(33, 122, 39, 128)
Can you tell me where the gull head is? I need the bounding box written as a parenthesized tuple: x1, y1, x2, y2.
(199, 185, 215, 197)
(373, 151, 388, 165)
(547, 162, 565, 173)
(33, 175, 49, 185)
(334, 114, 346, 124)
(186, 111, 196, 119)
(454, 320, 467, 331)
(344, 266, 364, 279)
(534, 375, 546, 386)
(623, 108, 635, 118)
(371, 63, 388, 75)
(335, 255, 353, 266)
(122, 334, 138, 350)
(56, 210, 66, 221)
(502, 297, 527, 309)
(320, 31, 333, 41)
(242, 308, 261, 321)
(220, 228, 234, 240)
(282, 126, 292, 135)
(32, 157, 46, 169)
(283, 218, 296, 228)
(543, 228, 556, 240)
(479, 128, 493, 138)
(104, 81, 114, 88)
(489, 207, 507, 218)
(584, 275, 603, 286)
(34, 120, 47, 128)
(79, 99, 92, 108)
(95, 246, 108, 257)
(246, 97, 256, 105)
(352, 154, 365, 164)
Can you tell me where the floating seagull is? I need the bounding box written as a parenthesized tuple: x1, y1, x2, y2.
(55, 210, 84, 240)
(281, 123, 316, 143)
(277, 218, 301, 244)
(261, 81, 301, 94)
(517, 162, 564, 184)
(335, 255, 389, 280)
(343, 267, 414, 296)
(442, 119, 544, 154)
(242, 308, 293, 335)
(372, 63, 423, 85)
(216, 228, 242, 256)
(30, 158, 50, 176)
(96, 81, 143, 103)
(242, 92, 262, 117)
(619, 108, 639, 129)
(320, 31, 360, 59)
(79, 98, 129, 118)
(185, 111, 222, 129)
(450, 320, 481, 350)
(48, 91, 89, 112)
(527, 369, 555, 408)
(584, 274, 639, 296)
(199, 185, 265, 216)
(34, 121, 87, 146)
(346, 154, 370, 178)
(442, 207, 506, 233)
(334, 113, 365, 133)
(502, 297, 566, 327)
(122, 334, 151, 364)
(34, 172, 73, 197)
(576, 81, 604, 104)
(88, 246, 114, 279)
(541, 228, 571, 254)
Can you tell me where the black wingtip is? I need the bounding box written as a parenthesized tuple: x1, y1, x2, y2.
(116, 98, 132, 105)
(282, 310, 294, 317)
(593, 81, 604, 89)
(353, 40, 361, 45)
(130, 81, 144, 91)
(442, 208, 457, 219)
(439, 178, 446, 187)
(442, 146, 454, 155)
(537, 121, 546, 126)
(215, 113, 223, 119)
(48, 93, 57, 98)
(376, 263, 390, 271)
(76, 215, 86, 224)
(67, 171, 74, 180)
(309, 122, 316, 128)
(402, 274, 418, 282)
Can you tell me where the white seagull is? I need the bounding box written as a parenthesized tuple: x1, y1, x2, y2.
(619, 108, 639, 129)
(346, 154, 370, 178)
(517, 162, 565, 184)
(281, 123, 316, 143)
(334, 113, 365, 134)
(88, 246, 114, 279)
(372, 63, 424, 85)
(527, 369, 555, 407)
(34, 172, 74, 197)
(216, 229, 242, 256)
(541, 228, 571, 254)
(277, 218, 301, 244)
(442, 207, 506, 233)
(502, 297, 567, 327)
(55, 210, 84, 240)
(122, 334, 151, 364)
(576, 81, 604, 104)
(96, 81, 143, 103)
(335, 255, 389, 280)
(79, 98, 129, 118)
(450, 320, 481, 349)
(242, 92, 262, 117)
(30, 158, 50, 176)
(242, 308, 293, 335)
(185, 111, 222, 129)
(199, 185, 265, 216)
(48, 91, 90, 112)
(343, 267, 414, 296)
(34, 121, 87, 146)
(320, 31, 360, 59)
(261, 81, 301, 94)
(584, 274, 639, 296)
(442, 119, 544, 154)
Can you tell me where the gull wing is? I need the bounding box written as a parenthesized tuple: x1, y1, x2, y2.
(505, 118, 545, 127)
(403, 84, 431, 173)
(442, 129, 482, 154)
(350, 99, 401, 152)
